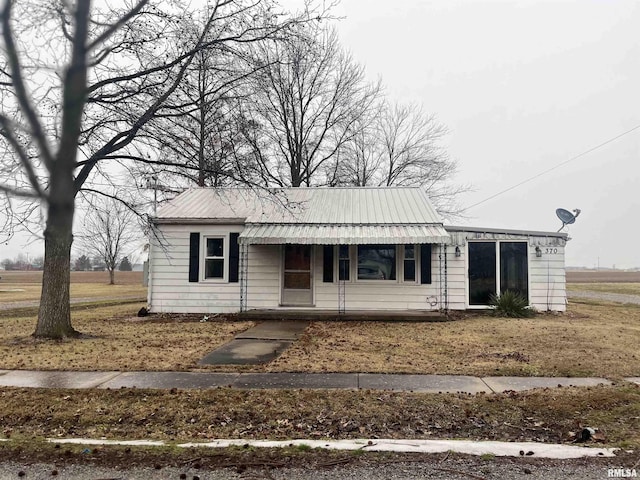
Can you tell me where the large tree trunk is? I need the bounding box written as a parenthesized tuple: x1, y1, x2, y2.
(108, 267, 115, 285)
(33, 182, 79, 339)
(32, 1, 90, 339)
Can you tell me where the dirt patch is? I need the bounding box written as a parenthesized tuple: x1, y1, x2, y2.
(124, 312, 233, 324)
(0, 443, 630, 479)
(477, 351, 530, 363)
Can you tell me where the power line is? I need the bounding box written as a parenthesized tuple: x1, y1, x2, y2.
(462, 123, 640, 212)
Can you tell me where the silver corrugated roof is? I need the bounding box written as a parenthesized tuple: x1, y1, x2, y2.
(156, 187, 449, 244)
(156, 188, 290, 221)
(156, 187, 442, 224)
(239, 224, 449, 245)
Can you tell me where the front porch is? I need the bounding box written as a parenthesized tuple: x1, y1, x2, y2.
(237, 308, 449, 322)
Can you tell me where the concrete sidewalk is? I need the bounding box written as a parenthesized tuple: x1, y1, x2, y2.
(0, 369, 633, 393)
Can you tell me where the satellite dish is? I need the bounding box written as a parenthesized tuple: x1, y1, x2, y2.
(556, 208, 581, 232)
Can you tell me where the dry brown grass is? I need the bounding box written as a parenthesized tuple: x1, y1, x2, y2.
(1, 299, 639, 376)
(0, 271, 146, 303)
(0, 270, 143, 284)
(0, 283, 147, 303)
(567, 271, 640, 283)
(267, 300, 640, 377)
(1, 384, 638, 447)
(0, 304, 253, 371)
(1, 271, 639, 377)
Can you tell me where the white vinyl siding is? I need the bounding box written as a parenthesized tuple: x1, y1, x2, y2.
(149, 225, 279, 313)
(149, 225, 443, 313)
(149, 225, 566, 314)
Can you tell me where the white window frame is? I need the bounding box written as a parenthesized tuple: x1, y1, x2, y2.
(332, 244, 421, 284)
(401, 244, 419, 284)
(336, 244, 352, 282)
(202, 235, 227, 282)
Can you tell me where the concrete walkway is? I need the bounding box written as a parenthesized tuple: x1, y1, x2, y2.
(199, 320, 310, 365)
(0, 369, 633, 393)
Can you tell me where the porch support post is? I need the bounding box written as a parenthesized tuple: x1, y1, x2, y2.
(443, 243, 449, 312)
(239, 242, 249, 312)
(439, 243, 450, 313)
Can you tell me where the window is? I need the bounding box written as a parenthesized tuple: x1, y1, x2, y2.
(357, 244, 396, 280)
(500, 242, 528, 299)
(204, 237, 224, 279)
(403, 245, 416, 281)
(468, 241, 529, 306)
(468, 242, 496, 305)
(338, 245, 350, 281)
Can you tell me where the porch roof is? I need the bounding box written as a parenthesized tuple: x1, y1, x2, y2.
(239, 223, 450, 245)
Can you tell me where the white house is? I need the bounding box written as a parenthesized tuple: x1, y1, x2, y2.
(148, 187, 567, 314)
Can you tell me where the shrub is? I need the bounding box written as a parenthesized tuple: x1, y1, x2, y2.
(490, 290, 535, 318)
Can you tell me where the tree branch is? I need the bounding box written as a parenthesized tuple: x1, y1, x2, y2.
(87, 0, 149, 51)
(0, 0, 55, 169)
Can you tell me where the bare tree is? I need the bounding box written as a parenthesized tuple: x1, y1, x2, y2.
(133, 9, 253, 191)
(336, 101, 467, 218)
(77, 197, 138, 285)
(239, 24, 380, 187)
(0, 0, 317, 338)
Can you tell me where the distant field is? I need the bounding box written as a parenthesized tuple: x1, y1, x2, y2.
(0, 270, 146, 305)
(0, 270, 142, 285)
(566, 270, 640, 283)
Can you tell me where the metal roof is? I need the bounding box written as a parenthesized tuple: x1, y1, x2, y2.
(156, 187, 443, 224)
(239, 224, 449, 245)
(156, 187, 449, 244)
(156, 188, 282, 221)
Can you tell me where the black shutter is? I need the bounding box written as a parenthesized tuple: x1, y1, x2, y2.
(323, 245, 334, 283)
(420, 244, 432, 284)
(188, 233, 200, 282)
(229, 233, 240, 283)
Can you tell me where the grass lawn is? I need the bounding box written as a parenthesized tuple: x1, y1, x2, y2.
(0, 304, 253, 371)
(1, 271, 638, 376)
(267, 299, 640, 377)
(1, 298, 639, 377)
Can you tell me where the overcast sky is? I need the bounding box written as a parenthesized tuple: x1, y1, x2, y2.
(329, 0, 640, 269)
(2, 0, 639, 269)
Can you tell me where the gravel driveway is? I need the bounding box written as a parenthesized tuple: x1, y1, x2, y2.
(567, 290, 640, 305)
(0, 295, 145, 311)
